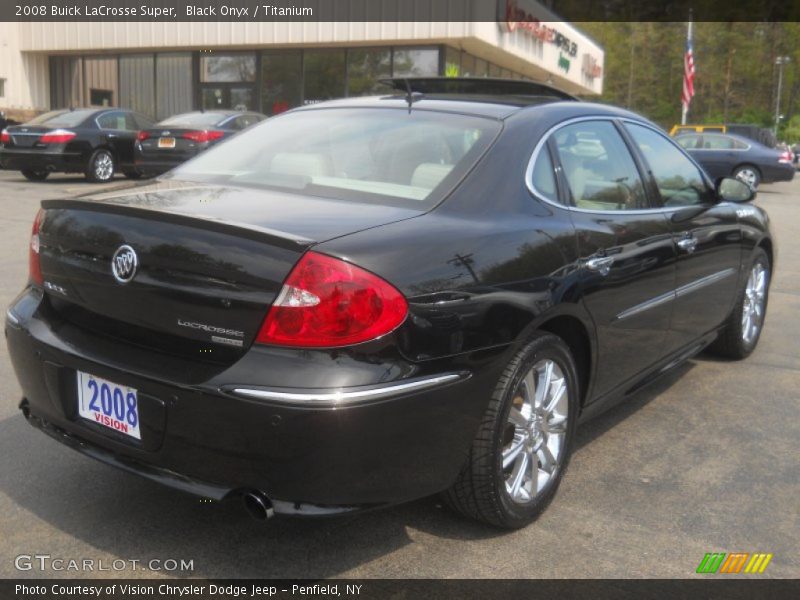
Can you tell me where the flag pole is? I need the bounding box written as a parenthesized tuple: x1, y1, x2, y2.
(681, 15, 693, 125)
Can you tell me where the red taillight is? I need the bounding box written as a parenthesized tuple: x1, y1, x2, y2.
(256, 251, 408, 348)
(137, 130, 151, 141)
(1, 129, 9, 144)
(182, 130, 224, 143)
(39, 129, 76, 144)
(29, 209, 44, 286)
(779, 151, 792, 164)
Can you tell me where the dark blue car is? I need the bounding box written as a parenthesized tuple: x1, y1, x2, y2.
(676, 132, 795, 189)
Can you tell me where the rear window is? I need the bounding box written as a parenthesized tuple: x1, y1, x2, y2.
(158, 112, 229, 128)
(26, 109, 95, 128)
(170, 108, 501, 207)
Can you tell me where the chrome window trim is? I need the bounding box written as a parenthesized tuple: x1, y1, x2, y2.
(230, 372, 467, 407)
(615, 268, 737, 322)
(525, 115, 716, 216)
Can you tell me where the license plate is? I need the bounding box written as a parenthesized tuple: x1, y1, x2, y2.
(158, 137, 176, 148)
(77, 371, 141, 440)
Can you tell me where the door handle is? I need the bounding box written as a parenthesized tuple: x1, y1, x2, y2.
(106, 133, 118, 139)
(676, 236, 698, 253)
(584, 256, 615, 276)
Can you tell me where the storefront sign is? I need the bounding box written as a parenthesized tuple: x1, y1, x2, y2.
(582, 53, 603, 79)
(500, 0, 578, 58)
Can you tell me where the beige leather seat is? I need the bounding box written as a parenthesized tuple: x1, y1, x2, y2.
(411, 163, 453, 190)
(270, 153, 332, 178)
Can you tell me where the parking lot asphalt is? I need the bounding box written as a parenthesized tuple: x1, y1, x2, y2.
(0, 170, 797, 579)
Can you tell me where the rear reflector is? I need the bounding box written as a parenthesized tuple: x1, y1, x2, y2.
(29, 209, 44, 286)
(182, 130, 224, 143)
(256, 252, 408, 348)
(0, 129, 9, 144)
(40, 129, 76, 144)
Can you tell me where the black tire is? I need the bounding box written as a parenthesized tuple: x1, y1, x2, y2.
(123, 170, 143, 180)
(21, 169, 49, 181)
(443, 332, 579, 528)
(707, 248, 770, 360)
(85, 149, 115, 183)
(733, 164, 761, 190)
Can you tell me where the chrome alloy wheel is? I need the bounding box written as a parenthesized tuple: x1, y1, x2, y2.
(735, 168, 758, 189)
(742, 262, 767, 344)
(502, 359, 568, 504)
(95, 153, 114, 180)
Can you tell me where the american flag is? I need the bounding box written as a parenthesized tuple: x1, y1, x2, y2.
(681, 21, 695, 114)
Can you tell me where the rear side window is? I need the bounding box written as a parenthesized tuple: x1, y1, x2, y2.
(530, 147, 558, 204)
(625, 123, 709, 207)
(553, 121, 648, 211)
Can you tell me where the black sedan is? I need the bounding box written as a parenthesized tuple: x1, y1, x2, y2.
(0, 108, 155, 182)
(6, 79, 773, 528)
(675, 131, 795, 189)
(134, 110, 266, 176)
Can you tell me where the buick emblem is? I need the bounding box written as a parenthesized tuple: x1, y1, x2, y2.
(161, 130, 171, 136)
(111, 245, 138, 283)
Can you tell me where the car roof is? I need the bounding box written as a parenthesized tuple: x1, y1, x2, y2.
(297, 95, 650, 125)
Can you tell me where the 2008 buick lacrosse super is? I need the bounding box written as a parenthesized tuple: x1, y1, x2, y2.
(6, 79, 774, 528)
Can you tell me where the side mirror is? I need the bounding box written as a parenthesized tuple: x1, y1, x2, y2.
(717, 177, 755, 203)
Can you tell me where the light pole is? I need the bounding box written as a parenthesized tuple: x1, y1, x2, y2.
(774, 56, 790, 138)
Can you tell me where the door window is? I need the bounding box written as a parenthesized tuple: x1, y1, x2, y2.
(553, 121, 648, 211)
(702, 134, 735, 149)
(676, 134, 700, 149)
(625, 123, 710, 207)
(97, 111, 136, 131)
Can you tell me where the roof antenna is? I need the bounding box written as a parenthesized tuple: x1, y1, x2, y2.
(402, 78, 423, 114)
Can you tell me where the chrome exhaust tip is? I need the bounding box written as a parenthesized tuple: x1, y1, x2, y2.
(243, 491, 274, 521)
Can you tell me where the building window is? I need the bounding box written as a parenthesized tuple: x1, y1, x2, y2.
(200, 54, 256, 83)
(303, 49, 346, 104)
(474, 58, 488, 77)
(261, 51, 302, 115)
(90, 88, 113, 106)
(0, 78, 5, 98)
(460, 53, 476, 76)
(392, 47, 439, 77)
(347, 48, 391, 96)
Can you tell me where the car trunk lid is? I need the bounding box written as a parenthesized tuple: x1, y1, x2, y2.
(37, 179, 421, 362)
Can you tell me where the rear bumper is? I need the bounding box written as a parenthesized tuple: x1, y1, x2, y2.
(134, 149, 200, 174)
(762, 163, 796, 183)
(6, 290, 495, 513)
(0, 148, 84, 172)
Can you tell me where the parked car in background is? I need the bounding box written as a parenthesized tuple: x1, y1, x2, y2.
(793, 143, 800, 168)
(671, 123, 776, 148)
(134, 110, 266, 176)
(0, 108, 155, 182)
(676, 132, 795, 189)
(7, 78, 774, 529)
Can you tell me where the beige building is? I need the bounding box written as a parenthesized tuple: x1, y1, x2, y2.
(0, 12, 603, 122)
